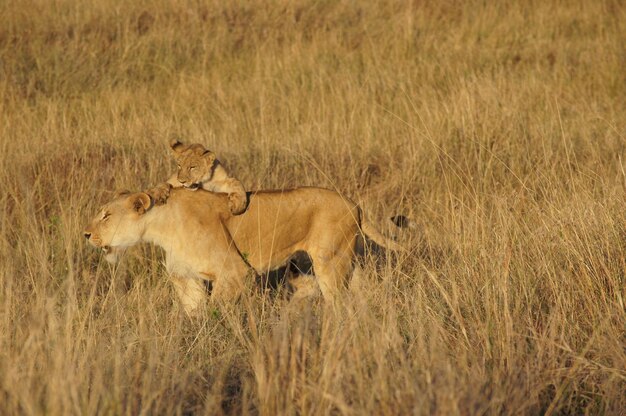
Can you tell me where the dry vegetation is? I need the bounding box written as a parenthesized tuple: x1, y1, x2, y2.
(1, 0, 625, 414)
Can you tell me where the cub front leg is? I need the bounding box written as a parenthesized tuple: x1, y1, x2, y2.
(216, 177, 248, 215)
(227, 190, 248, 215)
(204, 170, 248, 215)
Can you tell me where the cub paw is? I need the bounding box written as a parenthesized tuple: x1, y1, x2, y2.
(228, 192, 248, 215)
(146, 183, 172, 206)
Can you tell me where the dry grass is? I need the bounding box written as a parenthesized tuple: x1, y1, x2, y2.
(1, 0, 625, 414)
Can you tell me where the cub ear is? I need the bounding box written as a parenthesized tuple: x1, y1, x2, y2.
(132, 193, 152, 215)
(170, 138, 186, 154)
(202, 149, 216, 163)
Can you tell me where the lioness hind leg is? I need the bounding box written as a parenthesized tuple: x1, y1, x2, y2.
(170, 275, 207, 315)
(288, 275, 320, 301)
(309, 251, 354, 304)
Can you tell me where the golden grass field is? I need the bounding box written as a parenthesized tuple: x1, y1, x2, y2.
(1, 0, 625, 414)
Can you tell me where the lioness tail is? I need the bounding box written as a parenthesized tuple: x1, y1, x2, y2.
(361, 219, 407, 253)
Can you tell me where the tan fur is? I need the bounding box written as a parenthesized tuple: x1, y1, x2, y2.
(167, 140, 248, 215)
(84, 187, 405, 314)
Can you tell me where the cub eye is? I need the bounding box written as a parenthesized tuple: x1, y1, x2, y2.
(190, 166, 197, 171)
(177, 165, 181, 169)
(102, 212, 111, 221)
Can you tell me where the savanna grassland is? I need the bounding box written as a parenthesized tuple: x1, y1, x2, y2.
(1, 0, 625, 414)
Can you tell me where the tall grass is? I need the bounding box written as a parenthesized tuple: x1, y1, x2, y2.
(1, 0, 624, 414)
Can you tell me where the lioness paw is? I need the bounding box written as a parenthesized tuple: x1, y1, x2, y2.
(146, 183, 172, 206)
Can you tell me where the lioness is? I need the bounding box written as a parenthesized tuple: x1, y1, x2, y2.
(167, 140, 248, 215)
(84, 186, 406, 313)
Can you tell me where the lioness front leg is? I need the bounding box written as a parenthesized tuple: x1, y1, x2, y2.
(170, 274, 207, 316)
(211, 266, 257, 303)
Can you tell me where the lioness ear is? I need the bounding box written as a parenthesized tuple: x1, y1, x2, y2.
(170, 138, 185, 154)
(132, 193, 152, 215)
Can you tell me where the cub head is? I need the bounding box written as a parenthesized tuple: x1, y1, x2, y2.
(83, 191, 152, 263)
(170, 139, 217, 190)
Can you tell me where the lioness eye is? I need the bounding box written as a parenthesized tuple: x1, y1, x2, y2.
(177, 165, 181, 169)
(102, 212, 110, 221)
(190, 166, 197, 170)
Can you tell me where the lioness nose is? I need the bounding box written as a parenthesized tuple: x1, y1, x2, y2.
(84, 232, 91, 240)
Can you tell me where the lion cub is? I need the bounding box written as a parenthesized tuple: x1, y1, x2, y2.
(164, 140, 248, 215)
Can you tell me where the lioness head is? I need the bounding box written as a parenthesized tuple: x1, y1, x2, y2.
(170, 139, 217, 190)
(83, 191, 152, 263)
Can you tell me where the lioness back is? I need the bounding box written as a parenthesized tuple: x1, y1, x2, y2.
(226, 187, 361, 271)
